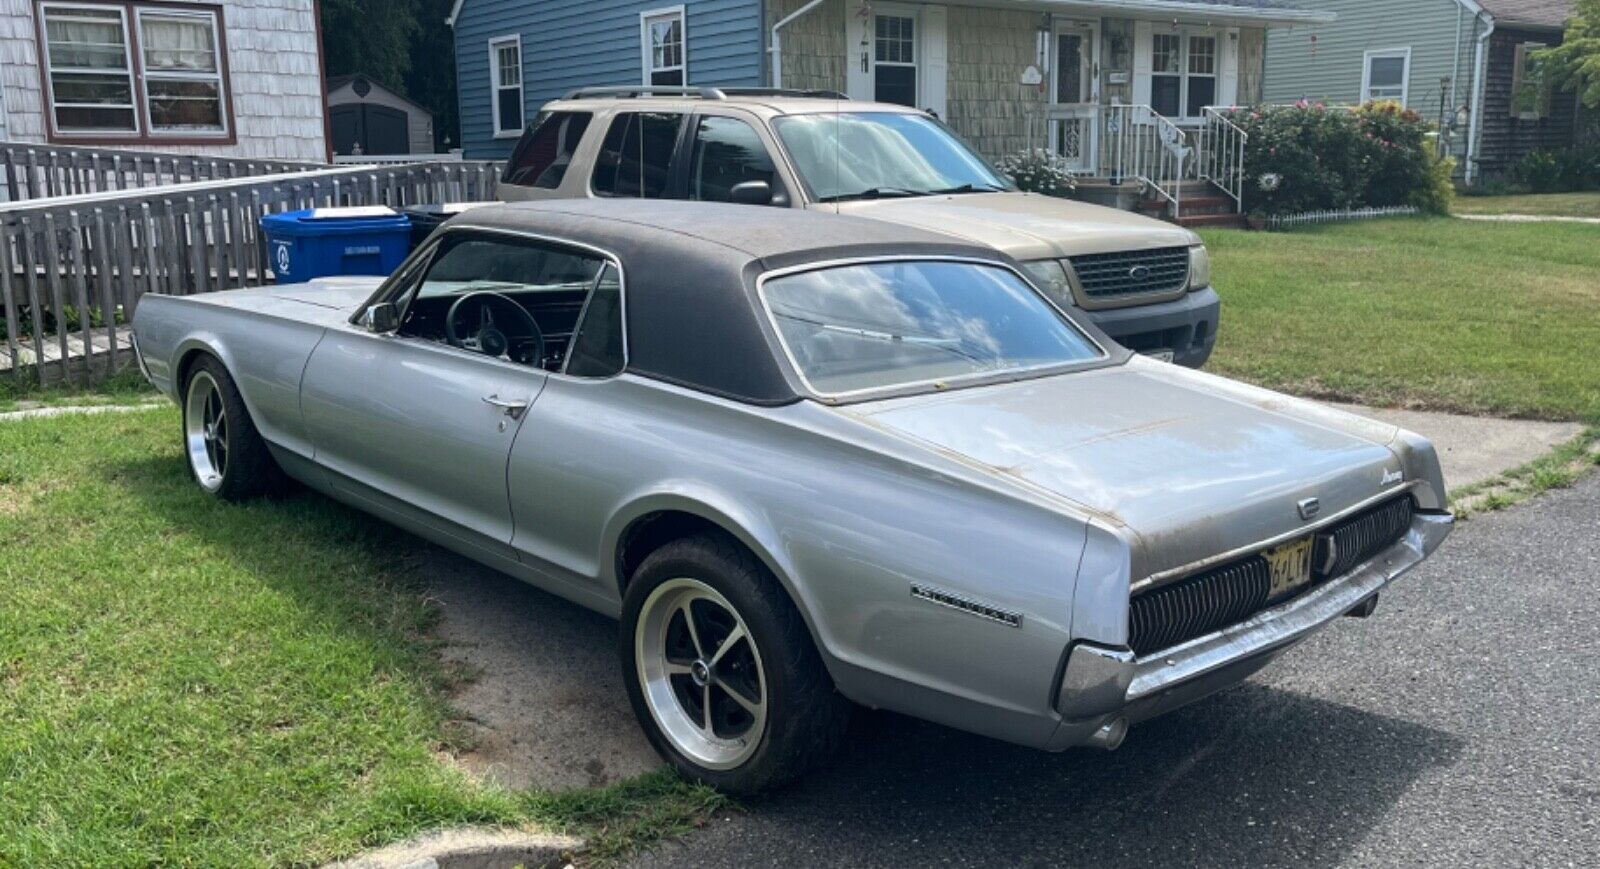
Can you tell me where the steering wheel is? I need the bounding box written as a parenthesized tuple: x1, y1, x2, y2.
(445, 291, 544, 364)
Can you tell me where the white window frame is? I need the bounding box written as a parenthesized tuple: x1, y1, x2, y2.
(1361, 47, 1412, 107)
(1509, 42, 1547, 119)
(39, 1, 140, 137)
(871, 5, 920, 106)
(639, 6, 687, 87)
(1149, 27, 1219, 122)
(488, 33, 523, 139)
(135, 6, 227, 138)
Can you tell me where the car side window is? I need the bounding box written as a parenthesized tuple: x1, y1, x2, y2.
(564, 264, 625, 378)
(504, 111, 593, 189)
(591, 111, 684, 198)
(688, 116, 783, 203)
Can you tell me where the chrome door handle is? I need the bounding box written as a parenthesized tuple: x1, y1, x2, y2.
(481, 394, 529, 419)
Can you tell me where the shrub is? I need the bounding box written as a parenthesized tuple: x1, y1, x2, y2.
(994, 149, 1077, 197)
(1513, 146, 1600, 193)
(1229, 101, 1450, 216)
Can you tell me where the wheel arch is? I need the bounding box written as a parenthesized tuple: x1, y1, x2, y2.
(605, 492, 833, 661)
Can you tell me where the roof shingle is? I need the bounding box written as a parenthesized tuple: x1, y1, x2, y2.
(1478, 0, 1575, 29)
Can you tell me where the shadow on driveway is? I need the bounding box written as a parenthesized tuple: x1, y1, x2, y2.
(633, 685, 1465, 868)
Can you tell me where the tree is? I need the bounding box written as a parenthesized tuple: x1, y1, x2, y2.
(319, 0, 459, 150)
(1535, 0, 1600, 109)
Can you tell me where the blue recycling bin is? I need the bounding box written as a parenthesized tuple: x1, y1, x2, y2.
(259, 207, 411, 283)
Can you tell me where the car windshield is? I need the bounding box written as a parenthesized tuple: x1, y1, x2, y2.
(762, 261, 1103, 397)
(771, 112, 1012, 203)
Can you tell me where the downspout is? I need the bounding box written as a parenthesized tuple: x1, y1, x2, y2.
(769, 0, 827, 88)
(1451, 3, 1463, 113)
(1465, 13, 1495, 185)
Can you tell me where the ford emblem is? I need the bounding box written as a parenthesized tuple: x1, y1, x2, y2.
(1128, 265, 1152, 281)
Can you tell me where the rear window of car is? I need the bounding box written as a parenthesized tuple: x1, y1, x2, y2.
(761, 261, 1103, 397)
(590, 111, 684, 198)
(504, 111, 593, 189)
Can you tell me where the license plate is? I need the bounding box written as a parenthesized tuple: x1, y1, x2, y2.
(1263, 536, 1315, 599)
(1143, 349, 1176, 363)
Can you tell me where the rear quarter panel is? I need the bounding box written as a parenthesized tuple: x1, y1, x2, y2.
(133, 294, 329, 458)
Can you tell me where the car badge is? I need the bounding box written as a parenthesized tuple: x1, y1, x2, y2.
(1381, 468, 1404, 486)
(1128, 265, 1152, 281)
(1297, 497, 1321, 521)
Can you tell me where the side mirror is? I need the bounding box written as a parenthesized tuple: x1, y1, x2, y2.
(363, 302, 399, 333)
(729, 180, 774, 206)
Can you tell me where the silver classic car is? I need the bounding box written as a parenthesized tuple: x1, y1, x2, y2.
(132, 201, 1452, 792)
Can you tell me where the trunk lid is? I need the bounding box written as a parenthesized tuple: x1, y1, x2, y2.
(839, 363, 1407, 580)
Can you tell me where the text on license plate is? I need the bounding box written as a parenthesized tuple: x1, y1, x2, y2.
(1263, 536, 1315, 599)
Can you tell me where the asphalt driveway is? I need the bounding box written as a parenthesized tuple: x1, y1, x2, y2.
(626, 474, 1600, 868)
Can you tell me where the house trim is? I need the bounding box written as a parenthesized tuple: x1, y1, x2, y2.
(639, 5, 689, 86)
(34, 0, 239, 147)
(488, 32, 523, 139)
(1048, 0, 1335, 25)
(1360, 46, 1412, 107)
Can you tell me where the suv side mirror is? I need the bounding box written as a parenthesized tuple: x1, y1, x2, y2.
(729, 180, 774, 206)
(363, 302, 399, 333)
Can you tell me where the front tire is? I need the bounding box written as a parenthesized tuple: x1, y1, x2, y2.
(182, 356, 285, 501)
(621, 534, 850, 793)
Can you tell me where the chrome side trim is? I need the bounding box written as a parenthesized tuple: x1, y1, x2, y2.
(1131, 482, 1424, 594)
(909, 583, 1024, 628)
(1126, 511, 1452, 704)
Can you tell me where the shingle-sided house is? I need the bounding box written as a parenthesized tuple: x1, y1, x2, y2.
(0, 0, 329, 161)
(1263, 0, 1583, 183)
(447, 0, 1335, 176)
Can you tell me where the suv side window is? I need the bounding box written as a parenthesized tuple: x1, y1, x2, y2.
(504, 111, 593, 189)
(591, 111, 685, 198)
(687, 116, 784, 204)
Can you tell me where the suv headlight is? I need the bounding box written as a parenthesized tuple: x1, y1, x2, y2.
(1021, 259, 1074, 307)
(1188, 245, 1211, 291)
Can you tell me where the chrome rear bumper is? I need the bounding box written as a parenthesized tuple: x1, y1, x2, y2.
(1049, 511, 1453, 749)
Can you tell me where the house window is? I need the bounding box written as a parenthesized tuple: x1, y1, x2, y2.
(489, 34, 523, 137)
(641, 7, 685, 86)
(1362, 48, 1410, 106)
(873, 13, 917, 107)
(1510, 42, 1547, 119)
(38, 1, 232, 142)
(1150, 31, 1216, 120)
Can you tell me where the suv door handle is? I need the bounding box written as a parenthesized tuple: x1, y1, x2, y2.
(481, 395, 529, 419)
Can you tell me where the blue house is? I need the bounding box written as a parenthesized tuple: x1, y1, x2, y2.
(447, 1, 1332, 166)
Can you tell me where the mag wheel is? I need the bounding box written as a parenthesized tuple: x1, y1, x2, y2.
(181, 357, 285, 501)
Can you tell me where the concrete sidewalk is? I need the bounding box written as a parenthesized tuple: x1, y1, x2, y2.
(1330, 403, 1582, 490)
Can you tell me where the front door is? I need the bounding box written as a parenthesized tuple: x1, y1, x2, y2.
(1049, 22, 1099, 173)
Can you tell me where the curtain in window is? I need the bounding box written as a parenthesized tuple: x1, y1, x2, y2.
(142, 16, 217, 72)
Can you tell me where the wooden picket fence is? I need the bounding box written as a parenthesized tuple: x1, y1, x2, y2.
(1, 141, 323, 204)
(0, 159, 502, 386)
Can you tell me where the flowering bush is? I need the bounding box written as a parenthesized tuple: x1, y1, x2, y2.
(1224, 101, 1453, 216)
(994, 149, 1078, 197)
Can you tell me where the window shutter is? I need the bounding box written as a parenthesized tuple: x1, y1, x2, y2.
(1132, 21, 1153, 106)
(1219, 28, 1240, 107)
(921, 5, 948, 118)
(845, 3, 870, 100)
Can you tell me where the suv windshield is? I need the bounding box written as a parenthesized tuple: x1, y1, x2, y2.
(772, 112, 1011, 203)
(762, 261, 1102, 397)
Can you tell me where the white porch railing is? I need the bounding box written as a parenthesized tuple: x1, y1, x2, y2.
(1197, 107, 1249, 212)
(1098, 105, 1190, 216)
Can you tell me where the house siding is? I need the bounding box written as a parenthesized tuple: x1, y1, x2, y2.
(765, 0, 845, 93)
(1477, 24, 1579, 179)
(454, 0, 765, 159)
(1263, 0, 1478, 154)
(0, 0, 326, 160)
(946, 6, 1049, 159)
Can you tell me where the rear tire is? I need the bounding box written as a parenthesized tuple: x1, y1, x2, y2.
(182, 356, 286, 501)
(620, 533, 850, 794)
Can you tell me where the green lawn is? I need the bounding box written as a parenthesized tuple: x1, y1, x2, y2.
(1201, 217, 1600, 424)
(0, 408, 720, 866)
(1452, 191, 1600, 218)
(0, 367, 155, 414)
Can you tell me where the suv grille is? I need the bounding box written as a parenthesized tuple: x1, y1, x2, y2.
(1128, 496, 1416, 657)
(1067, 247, 1190, 300)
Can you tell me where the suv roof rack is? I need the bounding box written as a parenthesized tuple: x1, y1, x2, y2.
(560, 85, 851, 101)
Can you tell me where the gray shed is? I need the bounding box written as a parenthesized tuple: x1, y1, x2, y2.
(327, 75, 435, 156)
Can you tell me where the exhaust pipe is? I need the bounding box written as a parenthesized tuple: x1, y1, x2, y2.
(1086, 717, 1128, 751)
(1345, 594, 1379, 619)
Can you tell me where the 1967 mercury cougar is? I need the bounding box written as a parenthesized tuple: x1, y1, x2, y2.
(132, 200, 1452, 793)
